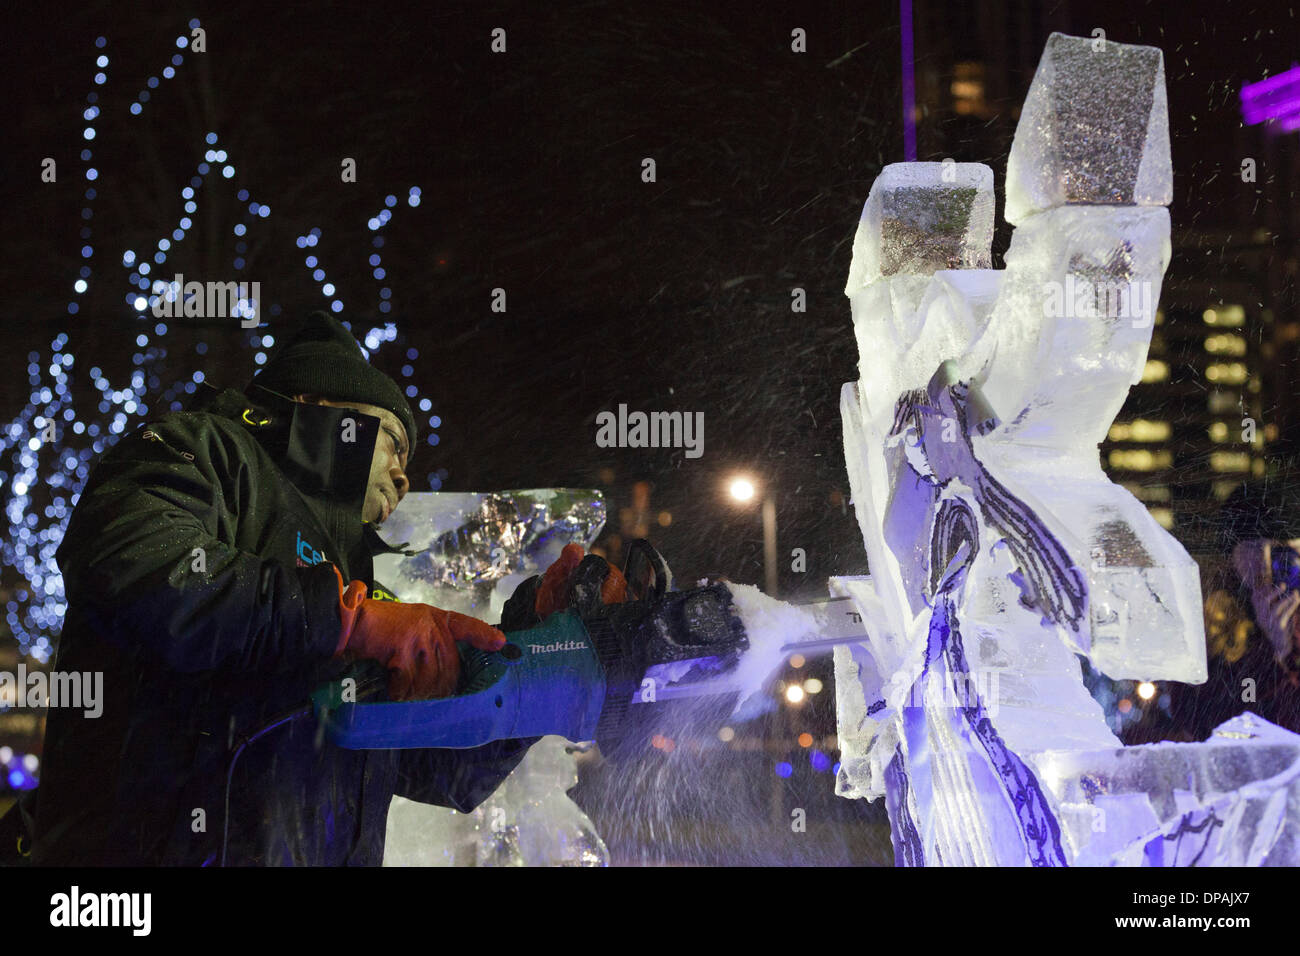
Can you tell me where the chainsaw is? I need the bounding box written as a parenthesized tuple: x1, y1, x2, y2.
(312, 540, 870, 759)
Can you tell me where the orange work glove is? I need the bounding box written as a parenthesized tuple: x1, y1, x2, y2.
(534, 543, 629, 618)
(331, 565, 506, 701)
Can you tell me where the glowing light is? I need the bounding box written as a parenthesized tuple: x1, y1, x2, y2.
(1203, 305, 1245, 327)
(785, 684, 805, 704)
(1207, 362, 1248, 385)
(802, 677, 823, 694)
(797, 732, 813, 748)
(718, 726, 735, 742)
(0, 40, 435, 657)
(1140, 359, 1168, 383)
(1210, 451, 1252, 473)
(1108, 419, 1171, 442)
(729, 477, 755, 502)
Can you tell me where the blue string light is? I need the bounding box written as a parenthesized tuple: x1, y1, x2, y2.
(1, 25, 441, 662)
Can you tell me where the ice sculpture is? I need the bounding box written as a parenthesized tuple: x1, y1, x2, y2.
(832, 32, 1300, 865)
(375, 490, 610, 867)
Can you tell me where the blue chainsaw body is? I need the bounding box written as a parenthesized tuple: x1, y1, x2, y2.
(319, 609, 606, 750)
(313, 582, 749, 756)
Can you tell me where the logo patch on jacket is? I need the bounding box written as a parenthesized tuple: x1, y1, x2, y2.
(295, 531, 327, 568)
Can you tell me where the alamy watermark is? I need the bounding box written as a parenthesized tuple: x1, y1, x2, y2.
(50, 886, 151, 936)
(1042, 276, 1154, 328)
(899, 669, 1001, 717)
(149, 274, 260, 327)
(0, 665, 102, 718)
(595, 403, 704, 459)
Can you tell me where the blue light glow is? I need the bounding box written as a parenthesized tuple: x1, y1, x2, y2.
(0, 44, 438, 655)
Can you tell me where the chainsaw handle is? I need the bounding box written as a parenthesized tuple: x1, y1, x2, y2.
(622, 539, 671, 603)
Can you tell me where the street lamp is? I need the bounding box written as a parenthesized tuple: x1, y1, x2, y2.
(727, 473, 777, 598)
(729, 477, 755, 502)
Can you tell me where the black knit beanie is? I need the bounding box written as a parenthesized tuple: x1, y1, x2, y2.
(248, 310, 416, 454)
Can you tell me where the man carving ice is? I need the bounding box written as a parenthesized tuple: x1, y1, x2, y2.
(25, 310, 624, 865)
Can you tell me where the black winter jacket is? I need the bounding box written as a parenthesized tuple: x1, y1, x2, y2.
(32, 382, 535, 866)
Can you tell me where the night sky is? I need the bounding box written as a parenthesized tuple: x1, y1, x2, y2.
(2, 0, 1296, 595)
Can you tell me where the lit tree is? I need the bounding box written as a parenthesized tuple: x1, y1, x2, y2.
(2, 17, 444, 666)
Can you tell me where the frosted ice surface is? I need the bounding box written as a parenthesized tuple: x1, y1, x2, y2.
(1005, 32, 1171, 224)
(846, 162, 994, 293)
(372, 489, 606, 617)
(1030, 713, 1300, 865)
(980, 205, 1172, 449)
(384, 737, 610, 867)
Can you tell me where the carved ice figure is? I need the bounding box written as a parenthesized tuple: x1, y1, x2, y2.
(833, 33, 1300, 866)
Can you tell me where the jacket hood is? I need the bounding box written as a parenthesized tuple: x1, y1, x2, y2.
(184, 382, 416, 557)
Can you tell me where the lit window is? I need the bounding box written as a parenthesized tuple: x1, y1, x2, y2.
(1212, 480, 1243, 500)
(1209, 451, 1251, 472)
(1206, 362, 1247, 385)
(1203, 305, 1245, 327)
(1122, 483, 1171, 503)
(1148, 507, 1174, 529)
(1204, 333, 1247, 356)
(1141, 359, 1168, 383)
(1109, 419, 1170, 442)
(1207, 391, 1240, 414)
(951, 62, 988, 117)
(1108, 449, 1173, 471)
